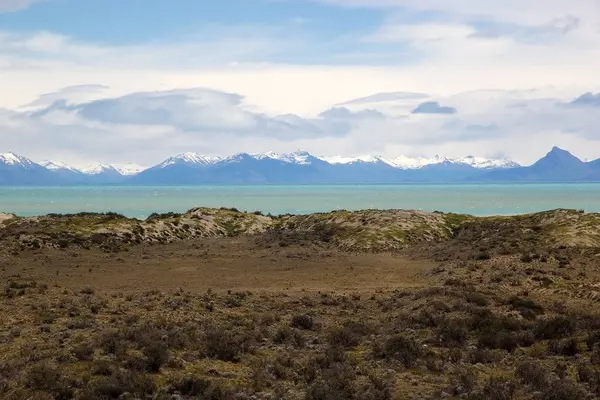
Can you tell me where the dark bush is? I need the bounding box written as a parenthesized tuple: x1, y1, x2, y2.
(508, 296, 544, 319)
(586, 331, 600, 350)
(520, 253, 534, 263)
(449, 368, 478, 396)
(170, 376, 233, 399)
(437, 319, 469, 347)
(328, 321, 371, 349)
(466, 292, 489, 306)
(540, 378, 586, 400)
(87, 370, 156, 398)
(273, 326, 306, 348)
(356, 374, 394, 400)
(481, 376, 517, 400)
(204, 327, 252, 362)
(534, 316, 574, 340)
(473, 252, 491, 261)
(24, 363, 62, 391)
(516, 361, 549, 390)
(143, 341, 169, 372)
(306, 363, 356, 400)
(73, 343, 94, 361)
(291, 314, 314, 330)
(478, 329, 533, 352)
(374, 335, 423, 368)
(548, 338, 580, 356)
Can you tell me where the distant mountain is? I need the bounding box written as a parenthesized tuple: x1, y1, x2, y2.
(0, 153, 60, 185)
(478, 147, 599, 182)
(4, 147, 600, 185)
(129, 150, 521, 185)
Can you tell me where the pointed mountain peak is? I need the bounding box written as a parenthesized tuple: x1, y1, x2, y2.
(0, 152, 36, 167)
(532, 147, 583, 169)
(549, 146, 569, 154)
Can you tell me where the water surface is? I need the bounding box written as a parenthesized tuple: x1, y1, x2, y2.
(0, 184, 596, 219)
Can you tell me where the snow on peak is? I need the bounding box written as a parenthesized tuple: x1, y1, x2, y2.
(388, 155, 451, 169)
(319, 155, 389, 165)
(77, 162, 119, 175)
(0, 152, 35, 167)
(111, 163, 146, 176)
(261, 150, 313, 165)
(160, 152, 223, 168)
(41, 160, 79, 172)
(458, 156, 520, 169)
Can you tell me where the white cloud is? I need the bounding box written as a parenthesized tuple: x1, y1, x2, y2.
(0, 0, 42, 12)
(2, 85, 600, 167)
(318, 0, 600, 26)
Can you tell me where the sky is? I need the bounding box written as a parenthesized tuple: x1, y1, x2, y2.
(1, 0, 600, 167)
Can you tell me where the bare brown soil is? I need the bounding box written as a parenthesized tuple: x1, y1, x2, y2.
(0, 237, 434, 294)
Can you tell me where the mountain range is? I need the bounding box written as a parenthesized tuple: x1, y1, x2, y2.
(0, 147, 599, 185)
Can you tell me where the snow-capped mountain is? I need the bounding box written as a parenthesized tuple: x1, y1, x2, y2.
(458, 156, 520, 170)
(1, 152, 37, 168)
(1, 153, 61, 185)
(111, 163, 146, 176)
(319, 154, 517, 170)
(76, 162, 120, 176)
(41, 160, 81, 173)
(159, 153, 223, 168)
(3, 148, 600, 185)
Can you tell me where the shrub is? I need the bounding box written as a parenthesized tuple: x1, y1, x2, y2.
(328, 321, 371, 349)
(306, 363, 356, 400)
(466, 292, 489, 306)
(273, 326, 306, 348)
(143, 341, 169, 372)
(473, 252, 491, 261)
(548, 338, 580, 357)
(515, 360, 549, 391)
(481, 376, 517, 400)
(449, 368, 478, 395)
(73, 343, 94, 361)
(204, 327, 252, 362)
(291, 314, 314, 330)
(374, 335, 423, 368)
(478, 329, 533, 352)
(87, 370, 156, 398)
(540, 379, 586, 400)
(356, 374, 394, 400)
(170, 376, 231, 398)
(534, 316, 574, 340)
(437, 319, 469, 347)
(24, 363, 61, 391)
(508, 296, 544, 319)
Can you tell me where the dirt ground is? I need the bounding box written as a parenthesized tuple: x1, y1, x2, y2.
(0, 237, 436, 294)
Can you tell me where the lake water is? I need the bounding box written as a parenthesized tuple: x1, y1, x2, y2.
(0, 184, 597, 219)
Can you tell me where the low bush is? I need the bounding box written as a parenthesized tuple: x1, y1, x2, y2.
(548, 338, 580, 357)
(534, 316, 574, 340)
(291, 314, 314, 330)
(515, 360, 549, 390)
(540, 378, 586, 400)
(374, 335, 423, 368)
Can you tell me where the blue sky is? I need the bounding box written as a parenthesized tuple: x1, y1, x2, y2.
(0, 0, 384, 47)
(1, 0, 600, 166)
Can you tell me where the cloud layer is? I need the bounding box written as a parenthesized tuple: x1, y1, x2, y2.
(2, 85, 600, 167)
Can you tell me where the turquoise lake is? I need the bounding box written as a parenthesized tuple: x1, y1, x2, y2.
(0, 184, 597, 219)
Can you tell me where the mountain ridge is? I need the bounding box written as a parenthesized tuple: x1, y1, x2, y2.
(1, 147, 599, 185)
